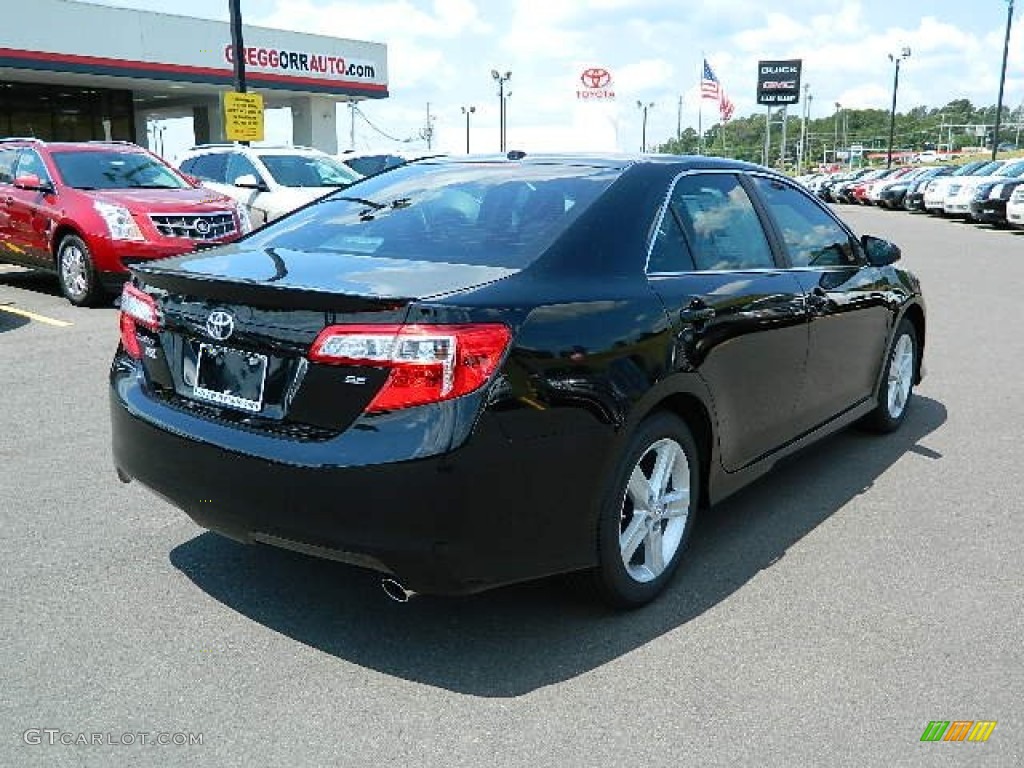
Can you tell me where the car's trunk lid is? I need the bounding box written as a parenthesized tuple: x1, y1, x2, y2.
(128, 247, 517, 436)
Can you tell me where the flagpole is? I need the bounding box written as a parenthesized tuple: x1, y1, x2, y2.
(697, 56, 704, 154)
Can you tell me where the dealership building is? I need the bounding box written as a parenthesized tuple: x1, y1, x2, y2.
(0, 0, 389, 154)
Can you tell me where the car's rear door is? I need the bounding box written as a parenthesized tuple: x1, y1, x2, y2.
(747, 174, 893, 432)
(646, 171, 809, 471)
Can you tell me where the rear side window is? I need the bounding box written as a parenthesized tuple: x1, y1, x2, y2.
(669, 174, 775, 271)
(226, 153, 262, 184)
(241, 162, 622, 269)
(648, 197, 696, 273)
(0, 148, 19, 183)
(185, 153, 229, 183)
(751, 176, 860, 268)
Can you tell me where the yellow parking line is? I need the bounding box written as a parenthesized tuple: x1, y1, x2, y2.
(0, 305, 73, 327)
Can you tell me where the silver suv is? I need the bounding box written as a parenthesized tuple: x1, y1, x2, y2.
(177, 144, 361, 226)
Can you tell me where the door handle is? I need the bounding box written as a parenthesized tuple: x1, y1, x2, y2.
(679, 300, 716, 324)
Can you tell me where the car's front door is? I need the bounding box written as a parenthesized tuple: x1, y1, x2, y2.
(6, 149, 57, 264)
(225, 152, 273, 226)
(748, 175, 893, 433)
(647, 171, 809, 471)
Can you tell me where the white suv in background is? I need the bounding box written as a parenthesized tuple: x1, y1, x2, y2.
(177, 144, 361, 226)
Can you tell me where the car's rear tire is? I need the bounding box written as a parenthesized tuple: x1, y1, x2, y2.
(861, 318, 918, 433)
(57, 234, 103, 307)
(592, 413, 700, 608)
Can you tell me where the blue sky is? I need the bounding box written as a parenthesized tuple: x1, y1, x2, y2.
(84, 0, 1022, 157)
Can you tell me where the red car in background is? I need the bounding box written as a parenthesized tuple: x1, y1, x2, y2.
(0, 139, 250, 305)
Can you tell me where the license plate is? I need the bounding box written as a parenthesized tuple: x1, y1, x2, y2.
(192, 343, 268, 413)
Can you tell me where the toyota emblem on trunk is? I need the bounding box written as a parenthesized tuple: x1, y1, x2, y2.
(206, 310, 235, 340)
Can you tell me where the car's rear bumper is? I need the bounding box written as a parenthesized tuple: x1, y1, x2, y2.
(110, 357, 604, 595)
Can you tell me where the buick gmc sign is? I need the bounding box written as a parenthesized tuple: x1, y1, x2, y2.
(756, 59, 802, 105)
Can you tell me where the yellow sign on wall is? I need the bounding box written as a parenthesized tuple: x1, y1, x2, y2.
(223, 91, 265, 142)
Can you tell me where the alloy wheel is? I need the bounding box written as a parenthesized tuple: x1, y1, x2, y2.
(619, 437, 690, 583)
(886, 333, 914, 419)
(60, 243, 89, 301)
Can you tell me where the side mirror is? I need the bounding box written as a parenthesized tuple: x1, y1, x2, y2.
(862, 235, 901, 266)
(14, 174, 54, 194)
(233, 174, 265, 190)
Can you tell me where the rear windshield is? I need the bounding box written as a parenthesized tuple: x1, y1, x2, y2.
(241, 161, 622, 268)
(51, 150, 188, 190)
(258, 153, 360, 188)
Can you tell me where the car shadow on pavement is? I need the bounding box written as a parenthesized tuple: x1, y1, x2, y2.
(170, 395, 947, 698)
(0, 269, 64, 299)
(0, 305, 30, 333)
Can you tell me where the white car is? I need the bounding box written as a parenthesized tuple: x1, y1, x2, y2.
(1006, 184, 1024, 228)
(177, 144, 362, 226)
(942, 160, 1024, 217)
(922, 159, 996, 214)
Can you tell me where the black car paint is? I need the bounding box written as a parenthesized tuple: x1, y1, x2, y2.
(110, 155, 925, 595)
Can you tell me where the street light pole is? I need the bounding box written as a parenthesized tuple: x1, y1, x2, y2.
(461, 106, 475, 154)
(637, 101, 654, 152)
(887, 47, 911, 169)
(992, 0, 1015, 159)
(228, 0, 249, 146)
(797, 84, 811, 174)
(834, 102, 841, 162)
(491, 70, 511, 152)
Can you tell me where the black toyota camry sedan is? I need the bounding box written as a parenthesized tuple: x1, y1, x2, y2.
(110, 153, 925, 607)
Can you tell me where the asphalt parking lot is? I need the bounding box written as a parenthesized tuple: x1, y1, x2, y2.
(2, 208, 1022, 767)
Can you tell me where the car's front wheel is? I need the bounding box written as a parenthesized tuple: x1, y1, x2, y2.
(57, 234, 104, 306)
(861, 318, 918, 433)
(592, 413, 699, 608)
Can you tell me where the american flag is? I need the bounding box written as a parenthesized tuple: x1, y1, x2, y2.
(701, 59, 721, 99)
(701, 59, 734, 122)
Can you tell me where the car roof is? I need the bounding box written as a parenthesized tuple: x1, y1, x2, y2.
(0, 139, 150, 153)
(183, 144, 329, 156)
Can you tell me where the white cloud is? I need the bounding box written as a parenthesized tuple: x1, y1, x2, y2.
(107, 0, 1021, 158)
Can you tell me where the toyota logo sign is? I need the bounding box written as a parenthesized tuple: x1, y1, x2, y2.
(205, 310, 235, 341)
(576, 67, 615, 101)
(580, 68, 611, 89)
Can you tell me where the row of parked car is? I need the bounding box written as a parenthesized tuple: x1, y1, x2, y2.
(795, 157, 1024, 228)
(0, 138, 430, 305)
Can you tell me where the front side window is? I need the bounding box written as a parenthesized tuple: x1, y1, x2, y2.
(51, 150, 188, 190)
(237, 162, 622, 269)
(14, 150, 52, 184)
(751, 176, 859, 268)
(669, 174, 775, 271)
(257, 153, 360, 188)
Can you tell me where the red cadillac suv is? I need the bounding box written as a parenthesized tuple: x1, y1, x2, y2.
(0, 138, 250, 305)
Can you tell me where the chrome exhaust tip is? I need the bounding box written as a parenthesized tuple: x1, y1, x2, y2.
(381, 578, 417, 603)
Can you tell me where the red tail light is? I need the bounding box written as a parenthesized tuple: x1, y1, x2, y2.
(119, 283, 160, 359)
(309, 323, 512, 412)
